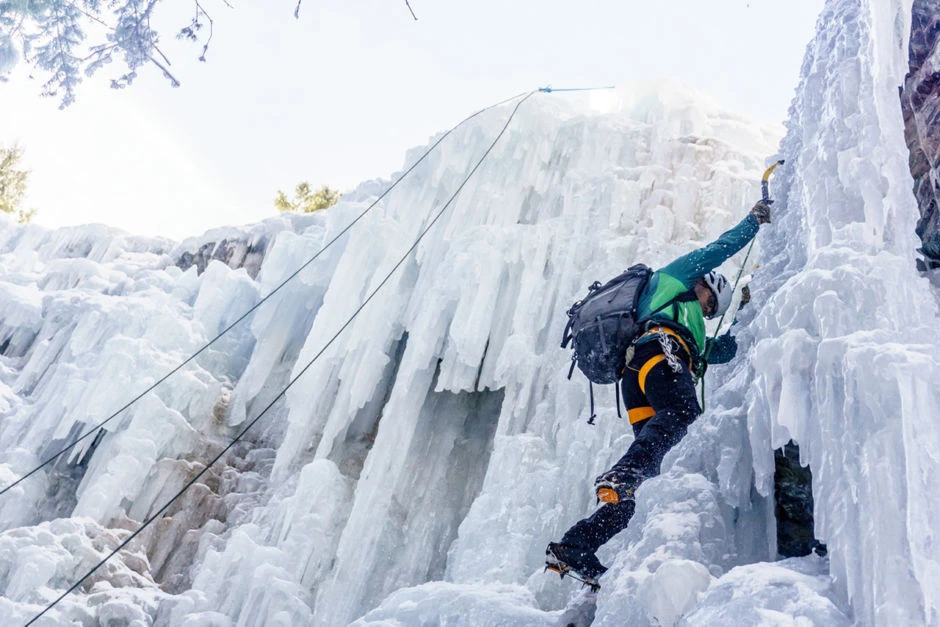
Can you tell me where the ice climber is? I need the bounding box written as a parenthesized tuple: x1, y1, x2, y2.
(545, 200, 773, 586)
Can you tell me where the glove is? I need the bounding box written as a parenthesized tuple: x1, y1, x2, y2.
(705, 333, 738, 365)
(693, 356, 708, 380)
(750, 200, 772, 224)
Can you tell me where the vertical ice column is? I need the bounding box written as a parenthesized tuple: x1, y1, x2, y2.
(740, 0, 940, 623)
(311, 360, 503, 624)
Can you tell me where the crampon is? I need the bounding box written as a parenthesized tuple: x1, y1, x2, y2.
(545, 542, 605, 592)
(544, 560, 601, 592)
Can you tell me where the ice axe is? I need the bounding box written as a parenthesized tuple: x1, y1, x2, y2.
(761, 159, 785, 206)
(718, 158, 783, 326)
(726, 159, 783, 316)
(700, 159, 783, 406)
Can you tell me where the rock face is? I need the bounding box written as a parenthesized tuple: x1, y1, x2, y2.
(171, 213, 321, 279)
(774, 442, 825, 559)
(900, 0, 940, 268)
(175, 236, 269, 279)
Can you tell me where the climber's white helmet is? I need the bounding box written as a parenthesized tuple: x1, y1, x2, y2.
(702, 271, 732, 319)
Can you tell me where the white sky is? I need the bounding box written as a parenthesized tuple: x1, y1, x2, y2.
(0, 1, 825, 240)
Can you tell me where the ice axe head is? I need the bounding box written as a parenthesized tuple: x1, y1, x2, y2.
(761, 160, 785, 202)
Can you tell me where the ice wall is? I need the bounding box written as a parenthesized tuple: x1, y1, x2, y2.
(0, 214, 322, 621)
(167, 85, 782, 627)
(0, 82, 782, 624)
(732, 0, 940, 623)
(6, 0, 937, 620)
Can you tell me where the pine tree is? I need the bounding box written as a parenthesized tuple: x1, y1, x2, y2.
(275, 183, 342, 214)
(1, 0, 179, 108)
(1, 2, 418, 106)
(0, 144, 34, 223)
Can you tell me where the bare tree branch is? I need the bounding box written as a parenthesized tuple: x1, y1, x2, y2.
(152, 43, 172, 67)
(178, 0, 215, 61)
(149, 56, 180, 87)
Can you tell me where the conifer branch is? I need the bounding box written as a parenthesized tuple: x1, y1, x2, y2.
(4, 0, 305, 105)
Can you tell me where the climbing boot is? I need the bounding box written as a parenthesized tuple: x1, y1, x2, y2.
(594, 468, 643, 504)
(545, 542, 607, 587)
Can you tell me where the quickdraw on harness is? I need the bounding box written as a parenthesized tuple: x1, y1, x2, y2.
(655, 327, 684, 373)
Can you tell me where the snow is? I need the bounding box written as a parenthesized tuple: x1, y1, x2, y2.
(1, 0, 938, 624)
(0, 517, 167, 625)
(736, 0, 940, 623)
(352, 582, 557, 627)
(681, 556, 849, 626)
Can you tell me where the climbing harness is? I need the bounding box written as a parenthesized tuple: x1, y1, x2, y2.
(563, 264, 700, 425)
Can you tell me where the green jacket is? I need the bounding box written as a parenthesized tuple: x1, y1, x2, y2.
(636, 214, 760, 361)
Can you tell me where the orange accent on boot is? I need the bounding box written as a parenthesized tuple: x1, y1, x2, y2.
(545, 563, 568, 577)
(597, 487, 619, 504)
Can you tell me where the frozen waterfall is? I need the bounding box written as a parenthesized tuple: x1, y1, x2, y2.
(1, 0, 939, 625)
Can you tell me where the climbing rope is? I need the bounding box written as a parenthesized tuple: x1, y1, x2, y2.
(539, 85, 616, 93)
(25, 89, 539, 624)
(0, 90, 530, 500)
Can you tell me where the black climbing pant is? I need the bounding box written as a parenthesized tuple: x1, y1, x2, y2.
(560, 337, 702, 553)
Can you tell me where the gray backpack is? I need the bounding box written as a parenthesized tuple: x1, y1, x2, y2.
(561, 264, 653, 424)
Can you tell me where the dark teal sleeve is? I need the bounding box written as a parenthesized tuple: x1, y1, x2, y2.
(705, 332, 738, 364)
(658, 214, 760, 288)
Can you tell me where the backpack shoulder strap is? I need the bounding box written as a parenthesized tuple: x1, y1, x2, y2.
(645, 288, 698, 319)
